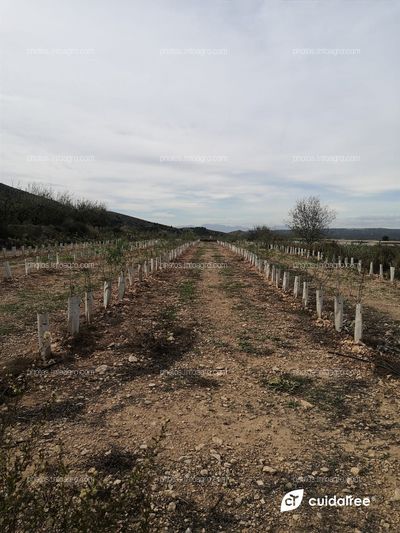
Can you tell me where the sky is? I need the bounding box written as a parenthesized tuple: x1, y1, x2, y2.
(1, 0, 399, 228)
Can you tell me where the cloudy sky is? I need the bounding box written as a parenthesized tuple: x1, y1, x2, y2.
(1, 0, 399, 228)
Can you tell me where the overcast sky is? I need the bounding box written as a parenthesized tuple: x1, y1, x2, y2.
(1, 0, 399, 228)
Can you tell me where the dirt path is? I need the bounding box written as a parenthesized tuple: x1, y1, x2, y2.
(7, 242, 400, 532)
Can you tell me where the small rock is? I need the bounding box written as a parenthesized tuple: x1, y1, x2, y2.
(390, 488, 400, 502)
(167, 501, 176, 512)
(128, 355, 138, 363)
(262, 466, 277, 474)
(95, 364, 108, 374)
(210, 452, 221, 461)
(256, 480, 264, 487)
(299, 399, 314, 410)
(350, 467, 360, 476)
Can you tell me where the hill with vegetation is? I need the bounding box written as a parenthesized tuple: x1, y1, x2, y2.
(0, 183, 219, 246)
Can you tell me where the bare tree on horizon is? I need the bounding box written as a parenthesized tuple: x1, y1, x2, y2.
(287, 196, 336, 245)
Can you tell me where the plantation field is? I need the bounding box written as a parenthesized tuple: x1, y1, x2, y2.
(244, 242, 400, 352)
(0, 239, 178, 350)
(1, 242, 400, 532)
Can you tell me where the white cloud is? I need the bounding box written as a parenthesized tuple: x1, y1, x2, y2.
(1, 0, 399, 226)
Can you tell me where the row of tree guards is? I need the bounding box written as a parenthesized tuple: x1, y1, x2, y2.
(36, 241, 198, 362)
(1, 238, 161, 259)
(253, 241, 397, 282)
(1, 239, 165, 280)
(219, 241, 364, 344)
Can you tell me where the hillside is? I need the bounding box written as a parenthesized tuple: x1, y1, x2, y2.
(198, 225, 400, 241)
(0, 183, 219, 245)
(267, 227, 400, 241)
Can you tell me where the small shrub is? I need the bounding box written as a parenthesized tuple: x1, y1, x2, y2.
(0, 410, 168, 532)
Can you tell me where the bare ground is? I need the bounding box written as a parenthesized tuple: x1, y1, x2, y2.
(2, 242, 400, 532)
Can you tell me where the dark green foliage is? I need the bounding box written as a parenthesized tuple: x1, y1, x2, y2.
(0, 183, 107, 244)
(315, 241, 400, 270)
(247, 225, 273, 242)
(0, 183, 218, 246)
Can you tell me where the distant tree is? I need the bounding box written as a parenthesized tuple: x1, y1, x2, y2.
(287, 196, 336, 245)
(247, 225, 273, 242)
(382, 235, 389, 241)
(25, 183, 55, 200)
